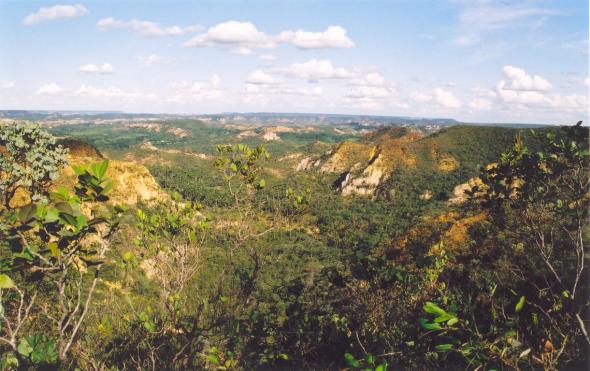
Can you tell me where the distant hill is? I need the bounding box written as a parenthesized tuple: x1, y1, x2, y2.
(295, 125, 543, 199)
(57, 138, 103, 158)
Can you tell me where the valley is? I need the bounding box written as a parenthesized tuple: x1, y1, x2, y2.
(2, 111, 587, 369)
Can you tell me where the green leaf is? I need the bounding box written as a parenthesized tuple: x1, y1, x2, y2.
(258, 179, 266, 189)
(435, 343, 454, 352)
(375, 363, 387, 371)
(18, 204, 37, 223)
(419, 318, 443, 330)
(59, 212, 78, 226)
(17, 339, 33, 357)
(423, 301, 447, 316)
(447, 317, 458, 326)
(95, 160, 109, 178)
(344, 353, 360, 368)
(515, 296, 526, 313)
(143, 321, 156, 332)
(0, 274, 15, 289)
(207, 354, 220, 365)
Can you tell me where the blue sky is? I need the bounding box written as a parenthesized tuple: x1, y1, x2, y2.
(0, 0, 588, 124)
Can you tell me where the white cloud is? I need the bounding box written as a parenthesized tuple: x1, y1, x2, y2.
(23, 4, 88, 25)
(496, 80, 546, 105)
(36, 83, 63, 95)
(184, 21, 355, 51)
(166, 75, 223, 103)
(97, 17, 200, 37)
(409, 91, 433, 103)
(452, 34, 480, 47)
(409, 88, 462, 108)
(501, 65, 552, 91)
(349, 72, 388, 87)
(1, 81, 15, 89)
(434, 88, 462, 108)
(79, 63, 113, 75)
(346, 85, 396, 99)
(184, 21, 274, 48)
(492, 66, 586, 112)
(277, 25, 354, 49)
(259, 54, 276, 62)
(246, 70, 278, 85)
(346, 72, 397, 101)
(74, 85, 156, 100)
(468, 98, 492, 110)
(138, 54, 167, 66)
(456, 1, 555, 31)
(230, 47, 254, 55)
(283, 59, 356, 82)
(546, 94, 587, 110)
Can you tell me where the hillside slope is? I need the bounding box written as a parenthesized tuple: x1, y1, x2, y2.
(56, 139, 169, 205)
(296, 125, 525, 199)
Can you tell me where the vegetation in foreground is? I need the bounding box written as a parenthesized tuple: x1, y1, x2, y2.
(0, 121, 588, 370)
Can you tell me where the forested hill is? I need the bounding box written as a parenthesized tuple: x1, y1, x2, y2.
(0, 121, 588, 370)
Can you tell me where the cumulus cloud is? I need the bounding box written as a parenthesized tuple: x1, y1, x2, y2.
(493, 66, 587, 112)
(346, 72, 396, 99)
(259, 54, 276, 62)
(230, 46, 255, 55)
(97, 17, 200, 37)
(349, 72, 388, 87)
(434, 88, 462, 108)
(35, 82, 156, 101)
(468, 98, 492, 110)
(166, 75, 223, 104)
(496, 80, 587, 111)
(282, 59, 357, 82)
(36, 83, 63, 95)
(79, 63, 113, 75)
(409, 91, 432, 103)
(277, 26, 354, 49)
(184, 21, 274, 48)
(246, 70, 278, 85)
(1, 81, 15, 89)
(24, 4, 88, 25)
(343, 72, 402, 111)
(452, 34, 480, 47)
(138, 54, 167, 66)
(456, 1, 555, 31)
(74, 84, 156, 100)
(184, 21, 355, 51)
(409, 88, 462, 108)
(501, 65, 552, 91)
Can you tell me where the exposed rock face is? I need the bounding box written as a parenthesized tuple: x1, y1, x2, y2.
(447, 177, 484, 205)
(57, 138, 103, 158)
(340, 151, 389, 196)
(295, 156, 321, 171)
(56, 138, 168, 205)
(319, 141, 374, 173)
(60, 159, 169, 206)
(420, 190, 433, 200)
(262, 131, 281, 141)
(166, 127, 190, 138)
(431, 149, 459, 172)
(332, 128, 423, 196)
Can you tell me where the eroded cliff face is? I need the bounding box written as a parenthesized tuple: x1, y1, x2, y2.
(57, 139, 168, 206)
(294, 128, 429, 197)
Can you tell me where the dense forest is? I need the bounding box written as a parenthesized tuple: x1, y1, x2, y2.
(0, 120, 588, 370)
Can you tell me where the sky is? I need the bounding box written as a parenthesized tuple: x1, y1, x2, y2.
(0, 0, 588, 124)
